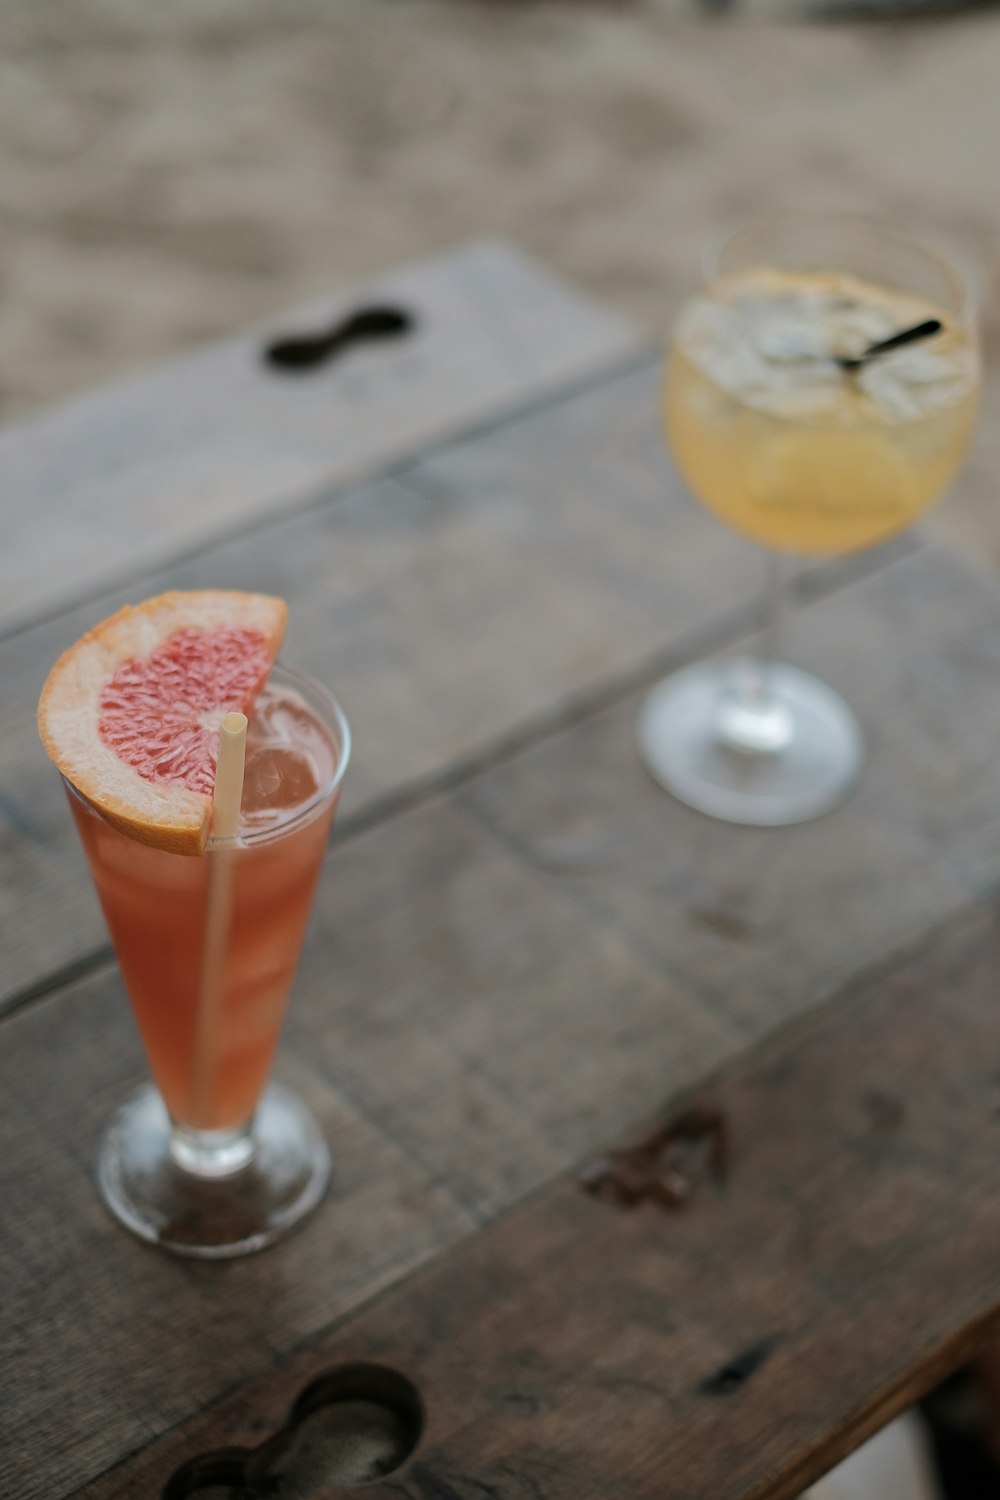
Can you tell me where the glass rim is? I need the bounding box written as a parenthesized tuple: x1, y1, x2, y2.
(62, 656, 351, 852)
(699, 211, 975, 323)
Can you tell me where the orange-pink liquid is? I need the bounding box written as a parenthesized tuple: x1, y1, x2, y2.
(70, 681, 339, 1131)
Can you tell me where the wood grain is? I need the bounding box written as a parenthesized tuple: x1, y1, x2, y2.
(5, 252, 1000, 1500)
(0, 240, 640, 636)
(462, 544, 1000, 1041)
(72, 892, 1000, 1500)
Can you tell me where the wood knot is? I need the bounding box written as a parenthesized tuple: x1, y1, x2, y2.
(861, 1089, 904, 1134)
(579, 1100, 729, 1211)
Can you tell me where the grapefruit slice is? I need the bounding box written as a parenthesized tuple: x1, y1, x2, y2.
(38, 590, 288, 854)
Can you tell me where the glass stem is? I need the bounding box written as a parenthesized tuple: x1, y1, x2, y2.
(718, 551, 794, 756)
(759, 549, 785, 677)
(170, 1118, 255, 1177)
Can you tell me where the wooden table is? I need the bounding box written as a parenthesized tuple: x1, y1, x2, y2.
(4, 242, 1000, 1500)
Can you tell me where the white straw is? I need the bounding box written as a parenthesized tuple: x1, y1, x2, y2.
(211, 713, 248, 838)
(190, 712, 248, 1127)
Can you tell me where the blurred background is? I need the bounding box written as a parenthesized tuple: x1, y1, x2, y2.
(2, 0, 999, 556)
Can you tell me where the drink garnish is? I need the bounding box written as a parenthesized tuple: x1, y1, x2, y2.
(38, 590, 287, 854)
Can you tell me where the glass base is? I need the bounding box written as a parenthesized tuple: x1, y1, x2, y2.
(637, 657, 863, 826)
(97, 1082, 331, 1258)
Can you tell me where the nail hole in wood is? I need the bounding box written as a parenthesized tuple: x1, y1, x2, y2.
(163, 1363, 424, 1497)
(263, 305, 415, 372)
(700, 1337, 779, 1398)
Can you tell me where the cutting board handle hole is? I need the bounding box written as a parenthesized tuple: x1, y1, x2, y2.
(162, 1362, 424, 1497)
(263, 305, 416, 372)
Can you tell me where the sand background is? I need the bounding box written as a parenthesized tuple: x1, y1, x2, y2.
(2, 0, 999, 560)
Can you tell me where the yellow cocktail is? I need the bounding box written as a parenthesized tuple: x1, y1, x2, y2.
(639, 217, 979, 827)
(667, 267, 978, 555)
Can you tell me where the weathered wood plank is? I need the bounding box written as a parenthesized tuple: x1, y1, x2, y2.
(3, 258, 998, 1500)
(72, 893, 1000, 1500)
(0, 240, 640, 635)
(0, 795, 733, 1500)
(0, 363, 762, 1013)
(461, 544, 1000, 1041)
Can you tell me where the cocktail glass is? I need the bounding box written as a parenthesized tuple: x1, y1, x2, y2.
(66, 660, 350, 1258)
(638, 215, 979, 825)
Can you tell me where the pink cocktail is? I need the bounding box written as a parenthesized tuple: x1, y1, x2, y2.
(65, 660, 350, 1257)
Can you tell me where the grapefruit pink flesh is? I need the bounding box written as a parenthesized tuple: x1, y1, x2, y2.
(98, 626, 273, 796)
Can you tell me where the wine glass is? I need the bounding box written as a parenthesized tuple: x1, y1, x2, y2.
(638, 215, 979, 825)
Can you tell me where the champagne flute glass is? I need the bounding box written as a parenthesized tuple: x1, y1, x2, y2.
(68, 661, 350, 1257)
(638, 215, 979, 825)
